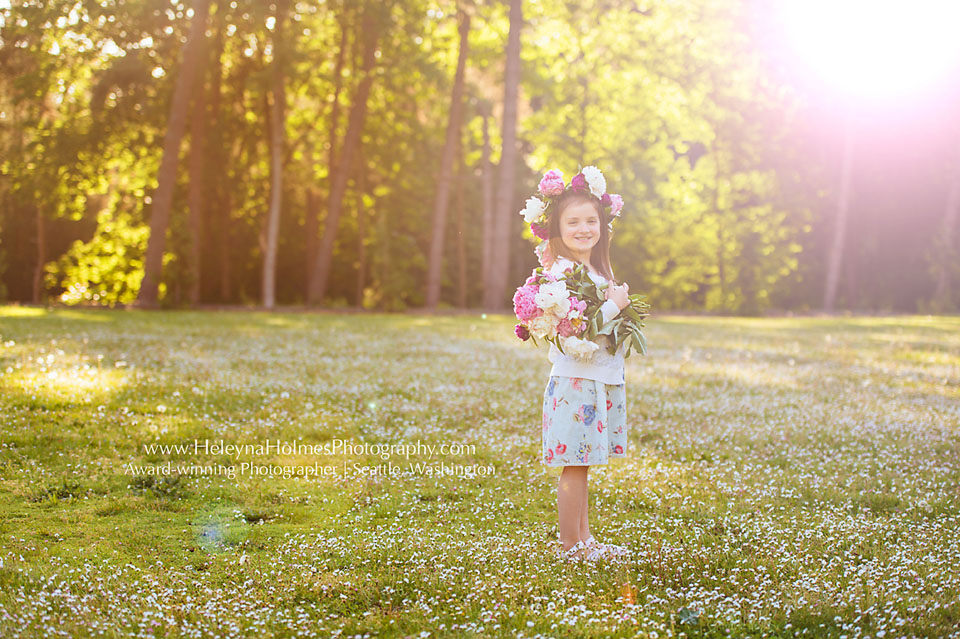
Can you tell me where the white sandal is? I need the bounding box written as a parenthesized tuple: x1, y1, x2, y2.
(557, 540, 603, 563)
(585, 535, 631, 559)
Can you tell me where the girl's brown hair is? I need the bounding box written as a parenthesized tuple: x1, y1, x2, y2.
(547, 190, 617, 282)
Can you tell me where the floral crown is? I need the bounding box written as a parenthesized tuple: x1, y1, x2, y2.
(518, 165, 624, 266)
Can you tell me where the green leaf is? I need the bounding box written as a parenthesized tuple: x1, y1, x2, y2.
(631, 330, 645, 356)
(636, 330, 648, 355)
(596, 317, 620, 336)
(624, 306, 644, 322)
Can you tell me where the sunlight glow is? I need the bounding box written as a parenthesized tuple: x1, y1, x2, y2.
(778, 0, 960, 100)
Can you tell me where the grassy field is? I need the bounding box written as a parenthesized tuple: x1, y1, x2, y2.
(0, 306, 958, 638)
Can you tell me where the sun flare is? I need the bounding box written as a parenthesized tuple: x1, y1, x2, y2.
(777, 0, 960, 100)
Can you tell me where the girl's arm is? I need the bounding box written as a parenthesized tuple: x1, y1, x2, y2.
(600, 282, 630, 324)
(600, 298, 621, 324)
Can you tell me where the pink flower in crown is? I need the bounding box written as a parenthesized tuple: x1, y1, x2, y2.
(609, 194, 624, 217)
(570, 173, 588, 193)
(538, 169, 566, 197)
(530, 221, 549, 240)
(600, 193, 612, 207)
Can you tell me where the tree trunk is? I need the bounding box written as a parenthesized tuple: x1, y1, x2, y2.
(456, 127, 466, 309)
(355, 153, 367, 307)
(220, 188, 233, 301)
(933, 128, 960, 311)
(713, 138, 726, 310)
(306, 1, 351, 298)
(32, 204, 44, 304)
(824, 105, 855, 312)
(480, 104, 493, 298)
(186, 26, 209, 306)
(307, 6, 381, 305)
(305, 189, 319, 301)
(425, 9, 470, 308)
(484, 0, 522, 310)
(208, 0, 229, 303)
(137, 0, 212, 308)
(262, 0, 289, 309)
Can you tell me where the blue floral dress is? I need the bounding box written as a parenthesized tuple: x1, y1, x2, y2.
(541, 375, 628, 466)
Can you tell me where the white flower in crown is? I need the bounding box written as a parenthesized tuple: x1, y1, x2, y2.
(520, 196, 547, 224)
(562, 335, 601, 361)
(580, 166, 606, 198)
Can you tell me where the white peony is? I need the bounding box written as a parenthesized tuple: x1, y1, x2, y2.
(580, 166, 606, 198)
(534, 281, 571, 317)
(528, 314, 558, 339)
(520, 196, 547, 224)
(562, 335, 600, 361)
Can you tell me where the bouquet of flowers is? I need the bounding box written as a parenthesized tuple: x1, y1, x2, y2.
(513, 261, 650, 361)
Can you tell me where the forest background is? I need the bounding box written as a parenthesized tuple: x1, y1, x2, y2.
(2, 0, 959, 315)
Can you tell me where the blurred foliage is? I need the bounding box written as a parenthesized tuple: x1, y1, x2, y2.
(0, 0, 957, 313)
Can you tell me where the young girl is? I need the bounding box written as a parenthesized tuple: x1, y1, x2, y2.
(537, 185, 632, 563)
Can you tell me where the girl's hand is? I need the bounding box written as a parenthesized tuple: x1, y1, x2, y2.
(606, 282, 630, 310)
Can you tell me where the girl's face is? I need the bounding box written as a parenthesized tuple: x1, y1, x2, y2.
(558, 200, 601, 256)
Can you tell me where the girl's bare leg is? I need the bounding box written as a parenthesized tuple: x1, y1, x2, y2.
(579, 465, 591, 542)
(558, 466, 587, 551)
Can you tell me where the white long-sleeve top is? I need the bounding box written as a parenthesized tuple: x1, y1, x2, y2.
(545, 256, 627, 385)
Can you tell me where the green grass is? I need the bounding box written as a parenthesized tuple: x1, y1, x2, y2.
(0, 306, 959, 638)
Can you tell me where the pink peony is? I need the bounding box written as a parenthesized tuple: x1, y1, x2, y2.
(610, 193, 624, 216)
(557, 317, 577, 337)
(512, 285, 540, 321)
(570, 173, 588, 193)
(530, 221, 549, 240)
(538, 169, 565, 197)
(600, 193, 612, 207)
(515, 324, 530, 341)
